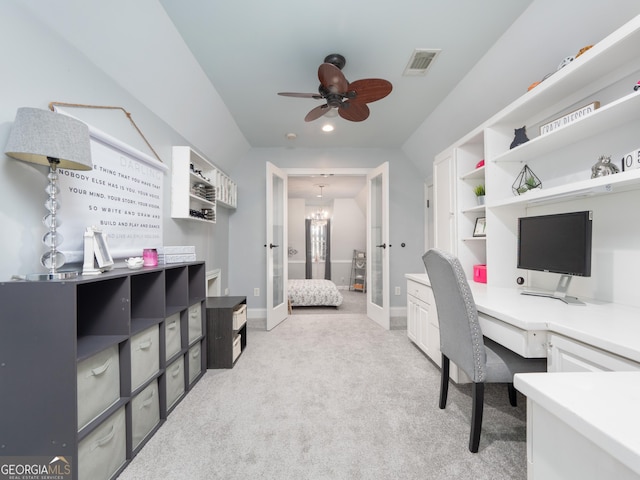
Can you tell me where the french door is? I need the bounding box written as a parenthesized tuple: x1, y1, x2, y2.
(266, 162, 288, 330)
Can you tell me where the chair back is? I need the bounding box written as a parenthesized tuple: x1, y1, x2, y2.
(422, 249, 486, 382)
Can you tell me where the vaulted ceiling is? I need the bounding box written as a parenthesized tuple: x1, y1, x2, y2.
(159, 0, 533, 150)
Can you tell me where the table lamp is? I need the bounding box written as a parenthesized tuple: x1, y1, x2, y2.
(5, 107, 93, 280)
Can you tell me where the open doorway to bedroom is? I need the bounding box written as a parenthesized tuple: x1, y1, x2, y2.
(287, 173, 367, 315)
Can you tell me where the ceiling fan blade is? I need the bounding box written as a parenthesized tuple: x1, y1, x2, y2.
(304, 104, 331, 122)
(278, 92, 323, 99)
(348, 79, 392, 104)
(318, 63, 348, 94)
(338, 101, 370, 122)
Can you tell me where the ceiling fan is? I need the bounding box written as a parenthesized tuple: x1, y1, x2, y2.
(278, 54, 392, 122)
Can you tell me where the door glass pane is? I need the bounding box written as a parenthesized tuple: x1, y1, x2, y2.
(272, 174, 284, 307)
(371, 174, 383, 308)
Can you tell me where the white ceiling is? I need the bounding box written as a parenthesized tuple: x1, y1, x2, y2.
(159, 0, 534, 150)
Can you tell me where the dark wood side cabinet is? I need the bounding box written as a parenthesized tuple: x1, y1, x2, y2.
(0, 262, 207, 480)
(206, 296, 247, 368)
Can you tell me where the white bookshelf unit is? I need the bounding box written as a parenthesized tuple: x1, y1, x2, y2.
(171, 146, 237, 223)
(432, 14, 640, 308)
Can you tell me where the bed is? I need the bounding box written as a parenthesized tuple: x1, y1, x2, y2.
(288, 279, 343, 309)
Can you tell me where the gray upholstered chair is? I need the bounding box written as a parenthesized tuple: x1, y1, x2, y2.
(422, 248, 547, 453)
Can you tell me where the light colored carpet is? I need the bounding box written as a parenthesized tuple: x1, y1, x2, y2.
(118, 314, 527, 480)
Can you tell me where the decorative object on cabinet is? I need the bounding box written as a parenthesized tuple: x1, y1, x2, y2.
(591, 155, 620, 178)
(473, 217, 486, 237)
(82, 226, 114, 275)
(512, 165, 542, 195)
(4, 107, 93, 281)
(422, 249, 547, 453)
(635, 80, 640, 91)
(575, 45, 593, 58)
(557, 55, 575, 70)
(474, 184, 485, 205)
(509, 126, 529, 149)
(0, 262, 207, 479)
(540, 101, 600, 136)
(475, 159, 485, 169)
(621, 148, 640, 171)
(126, 257, 144, 270)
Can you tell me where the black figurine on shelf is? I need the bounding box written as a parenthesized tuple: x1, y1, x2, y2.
(510, 126, 530, 149)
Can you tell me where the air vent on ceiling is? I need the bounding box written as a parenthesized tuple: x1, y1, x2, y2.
(403, 49, 441, 76)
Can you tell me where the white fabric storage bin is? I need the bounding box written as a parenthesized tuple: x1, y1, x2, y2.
(166, 356, 185, 409)
(232, 304, 247, 330)
(77, 344, 120, 430)
(165, 312, 181, 361)
(232, 334, 242, 362)
(188, 342, 202, 384)
(131, 325, 160, 391)
(188, 302, 202, 342)
(78, 406, 126, 480)
(131, 379, 160, 450)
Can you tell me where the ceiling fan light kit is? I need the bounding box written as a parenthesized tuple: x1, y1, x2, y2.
(278, 53, 392, 123)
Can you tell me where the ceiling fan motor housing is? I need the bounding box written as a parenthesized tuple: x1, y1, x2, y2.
(324, 53, 346, 70)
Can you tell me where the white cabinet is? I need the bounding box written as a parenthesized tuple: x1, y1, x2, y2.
(171, 146, 237, 223)
(406, 275, 468, 383)
(548, 333, 640, 372)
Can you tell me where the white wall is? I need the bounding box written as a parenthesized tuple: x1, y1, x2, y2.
(0, 1, 248, 287)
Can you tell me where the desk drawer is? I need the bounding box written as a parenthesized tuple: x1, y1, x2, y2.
(478, 312, 547, 358)
(407, 279, 431, 303)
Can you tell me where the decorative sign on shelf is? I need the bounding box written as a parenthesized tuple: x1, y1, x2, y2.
(54, 114, 168, 262)
(621, 148, 640, 172)
(539, 101, 600, 136)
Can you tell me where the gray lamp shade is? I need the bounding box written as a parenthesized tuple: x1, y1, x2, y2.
(4, 107, 92, 170)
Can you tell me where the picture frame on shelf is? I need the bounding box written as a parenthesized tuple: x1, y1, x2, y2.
(473, 217, 486, 237)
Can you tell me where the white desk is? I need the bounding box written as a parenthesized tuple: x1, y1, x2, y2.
(405, 273, 640, 364)
(515, 372, 640, 479)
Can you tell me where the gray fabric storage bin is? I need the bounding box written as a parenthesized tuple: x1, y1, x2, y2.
(188, 342, 202, 384)
(165, 312, 181, 360)
(188, 302, 202, 342)
(78, 406, 126, 480)
(131, 379, 160, 450)
(166, 356, 185, 409)
(77, 344, 120, 430)
(131, 325, 160, 391)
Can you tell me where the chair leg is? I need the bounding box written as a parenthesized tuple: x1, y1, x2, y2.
(469, 382, 484, 453)
(439, 354, 450, 409)
(508, 383, 518, 407)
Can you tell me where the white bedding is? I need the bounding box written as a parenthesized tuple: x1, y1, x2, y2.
(288, 279, 343, 307)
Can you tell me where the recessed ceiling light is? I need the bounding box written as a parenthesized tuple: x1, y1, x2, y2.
(322, 124, 334, 133)
(286, 132, 297, 140)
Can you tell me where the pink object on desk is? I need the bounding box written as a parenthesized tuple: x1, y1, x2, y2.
(473, 264, 487, 283)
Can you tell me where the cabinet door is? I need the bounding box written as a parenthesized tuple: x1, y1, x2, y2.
(548, 334, 640, 372)
(407, 295, 418, 342)
(433, 152, 456, 253)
